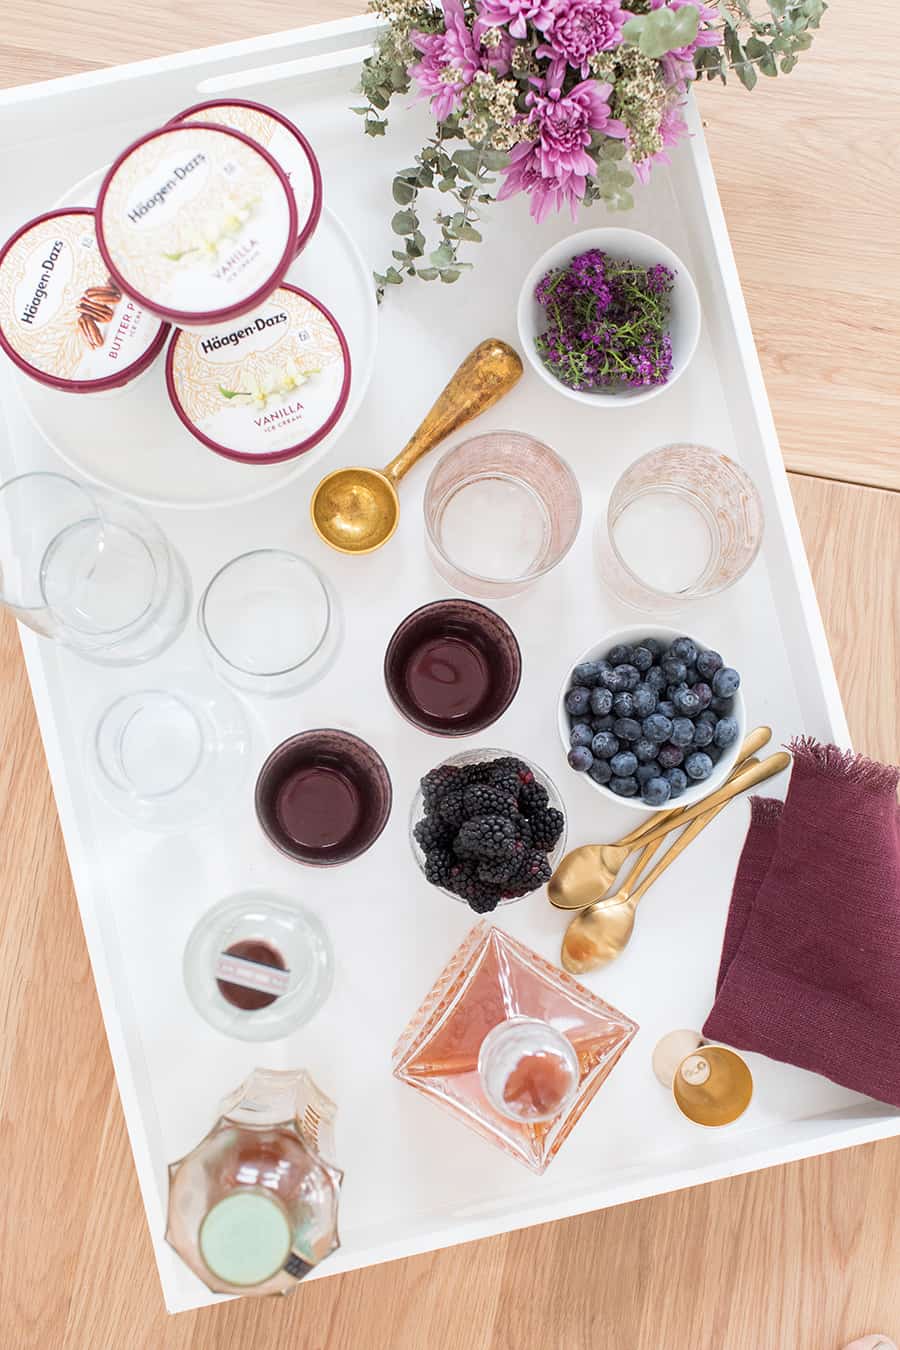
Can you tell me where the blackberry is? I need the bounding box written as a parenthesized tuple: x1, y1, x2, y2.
(528, 807, 564, 851)
(509, 811, 534, 845)
(447, 862, 501, 912)
(458, 761, 493, 787)
(486, 756, 531, 782)
(454, 815, 517, 861)
(477, 841, 526, 884)
(433, 790, 467, 831)
(420, 764, 461, 807)
(414, 816, 453, 852)
(501, 849, 552, 898)
(462, 784, 518, 820)
(518, 781, 549, 816)
(424, 848, 454, 887)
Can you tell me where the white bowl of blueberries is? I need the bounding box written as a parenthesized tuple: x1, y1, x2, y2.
(557, 626, 745, 812)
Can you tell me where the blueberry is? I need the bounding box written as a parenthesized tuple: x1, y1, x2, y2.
(707, 744, 723, 764)
(641, 776, 672, 807)
(612, 691, 635, 719)
(604, 669, 628, 694)
(573, 660, 605, 687)
(656, 700, 676, 721)
(610, 751, 638, 778)
(658, 743, 685, 769)
(570, 723, 594, 749)
(631, 645, 654, 673)
(697, 709, 718, 728)
(691, 719, 714, 748)
(590, 686, 613, 717)
(662, 657, 687, 684)
(669, 637, 698, 665)
(713, 715, 739, 748)
(641, 638, 662, 659)
(645, 667, 667, 692)
(568, 746, 593, 772)
(591, 730, 620, 759)
(669, 717, 695, 747)
(696, 649, 724, 681)
(607, 643, 633, 666)
(684, 751, 714, 781)
(592, 714, 615, 732)
(684, 665, 699, 687)
(588, 758, 612, 786)
(633, 737, 659, 763)
(636, 760, 662, 786)
(692, 682, 713, 711)
(632, 685, 658, 718)
(565, 686, 591, 716)
(673, 688, 701, 717)
(667, 681, 688, 702)
(609, 774, 639, 798)
(643, 713, 674, 744)
(663, 767, 688, 798)
(613, 716, 642, 743)
(712, 667, 741, 698)
(615, 663, 641, 692)
(710, 695, 734, 715)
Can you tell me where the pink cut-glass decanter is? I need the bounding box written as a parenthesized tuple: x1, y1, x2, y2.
(393, 923, 638, 1174)
(166, 1068, 342, 1296)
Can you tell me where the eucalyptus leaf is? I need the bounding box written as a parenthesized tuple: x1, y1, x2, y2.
(392, 179, 416, 205)
(391, 209, 418, 234)
(439, 269, 462, 283)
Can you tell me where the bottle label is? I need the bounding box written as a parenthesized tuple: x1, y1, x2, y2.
(214, 951, 291, 996)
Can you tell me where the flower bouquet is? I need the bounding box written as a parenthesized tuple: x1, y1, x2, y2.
(355, 0, 826, 291)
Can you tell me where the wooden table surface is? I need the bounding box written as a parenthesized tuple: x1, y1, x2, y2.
(1, 3, 898, 1347)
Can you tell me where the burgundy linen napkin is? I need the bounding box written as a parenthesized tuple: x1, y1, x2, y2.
(703, 737, 900, 1106)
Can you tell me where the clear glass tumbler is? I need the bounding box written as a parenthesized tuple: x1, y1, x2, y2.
(88, 673, 252, 829)
(0, 471, 189, 663)
(595, 443, 764, 614)
(198, 549, 340, 697)
(423, 431, 582, 599)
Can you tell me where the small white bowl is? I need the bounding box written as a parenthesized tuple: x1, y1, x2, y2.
(557, 624, 746, 814)
(517, 227, 701, 407)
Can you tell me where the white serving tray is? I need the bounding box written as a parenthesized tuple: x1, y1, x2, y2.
(2, 16, 897, 1316)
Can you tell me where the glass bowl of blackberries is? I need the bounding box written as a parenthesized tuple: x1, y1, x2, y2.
(410, 749, 567, 913)
(558, 626, 745, 812)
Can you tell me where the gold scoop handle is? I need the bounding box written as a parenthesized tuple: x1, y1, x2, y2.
(636, 750, 792, 850)
(616, 725, 771, 848)
(381, 338, 523, 485)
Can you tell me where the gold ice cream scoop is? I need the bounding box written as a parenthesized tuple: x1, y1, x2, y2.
(310, 338, 523, 554)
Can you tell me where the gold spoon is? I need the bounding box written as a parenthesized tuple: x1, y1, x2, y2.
(560, 761, 764, 975)
(310, 338, 523, 554)
(548, 726, 772, 910)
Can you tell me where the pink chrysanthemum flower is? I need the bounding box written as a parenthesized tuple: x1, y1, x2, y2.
(537, 0, 627, 78)
(476, 0, 559, 40)
(499, 69, 625, 220)
(650, 0, 722, 88)
(410, 0, 484, 120)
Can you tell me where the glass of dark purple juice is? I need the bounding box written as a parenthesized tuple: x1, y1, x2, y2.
(255, 729, 392, 865)
(384, 599, 521, 736)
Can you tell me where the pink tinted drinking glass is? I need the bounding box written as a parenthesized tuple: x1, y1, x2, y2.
(595, 443, 764, 615)
(423, 431, 582, 599)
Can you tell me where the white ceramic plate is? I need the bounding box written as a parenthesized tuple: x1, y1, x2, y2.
(19, 168, 378, 510)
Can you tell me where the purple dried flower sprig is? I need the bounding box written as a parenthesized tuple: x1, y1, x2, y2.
(534, 247, 675, 391)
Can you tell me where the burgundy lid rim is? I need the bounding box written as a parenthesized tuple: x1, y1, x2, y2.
(94, 122, 300, 327)
(383, 599, 523, 737)
(164, 282, 352, 465)
(167, 98, 323, 257)
(0, 206, 170, 393)
(255, 729, 393, 867)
